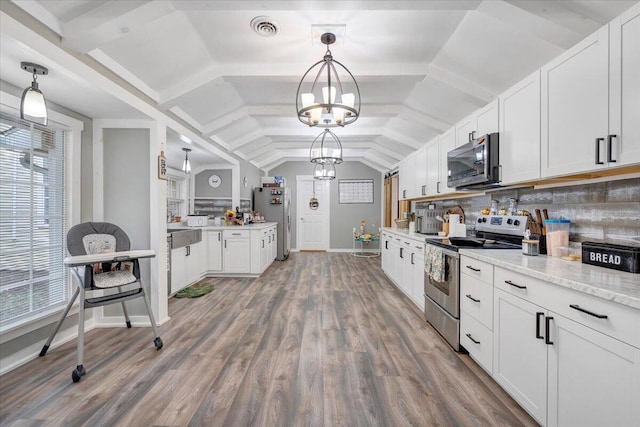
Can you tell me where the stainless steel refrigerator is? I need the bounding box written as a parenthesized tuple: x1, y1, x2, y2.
(253, 187, 290, 260)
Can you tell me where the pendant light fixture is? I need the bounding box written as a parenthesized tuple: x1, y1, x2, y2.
(182, 148, 192, 174)
(296, 32, 360, 128)
(20, 62, 49, 126)
(313, 162, 336, 180)
(309, 128, 343, 164)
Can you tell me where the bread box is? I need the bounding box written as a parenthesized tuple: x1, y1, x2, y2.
(185, 215, 208, 227)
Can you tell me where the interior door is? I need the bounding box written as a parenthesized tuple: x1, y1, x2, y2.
(297, 177, 330, 251)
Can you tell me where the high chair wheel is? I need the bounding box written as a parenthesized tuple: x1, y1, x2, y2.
(154, 337, 163, 350)
(72, 365, 86, 383)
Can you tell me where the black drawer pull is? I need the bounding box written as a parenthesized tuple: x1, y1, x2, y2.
(466, 333, 480, 344)
(607, 134, 617, 163)
(569, 304, 608, 319)
(545, 316, 554, 345)
(505, 280, 526, 289)
(536, 312, 544, 339)
(595, 137, 604, 165)
(465, 294, 480, 303)
(411, 253, 415, 265)
(466, 265, 481, 272)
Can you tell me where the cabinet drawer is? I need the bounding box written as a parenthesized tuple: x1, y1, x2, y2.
(495, 266, 640, 348)
(461, 275, 494, 329)
(224, 229, 250, 239)
(461, 256, 494, 284)
(460, 314, 493, 375)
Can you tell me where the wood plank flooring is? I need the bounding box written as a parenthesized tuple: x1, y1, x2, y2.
(0, 252, 538, 426)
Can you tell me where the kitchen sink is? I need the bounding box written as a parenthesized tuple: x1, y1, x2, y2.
(167, 228, 202, 249)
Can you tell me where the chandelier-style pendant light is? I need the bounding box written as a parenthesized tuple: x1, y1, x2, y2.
(20, 62, 49, 126)
(182, 148, 192, 174)
(313, 162, 336, 180)
(309, 128, 343, 164)
(296, 32, 360, 128)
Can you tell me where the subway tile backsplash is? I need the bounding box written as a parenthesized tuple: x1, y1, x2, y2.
(415, 177, 640, 245)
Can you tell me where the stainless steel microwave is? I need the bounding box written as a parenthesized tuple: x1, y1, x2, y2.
(446, 133, 500, 190)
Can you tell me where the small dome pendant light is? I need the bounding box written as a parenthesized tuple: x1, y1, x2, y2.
(20, 62, 49, 126)
(309, 128, 343, 164)
(313, 162, 336, 180)
(182, 148, 192, 174)
(296, 32, 360, 128)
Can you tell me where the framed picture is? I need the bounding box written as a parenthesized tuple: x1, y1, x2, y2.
(158, 151, 167, 180)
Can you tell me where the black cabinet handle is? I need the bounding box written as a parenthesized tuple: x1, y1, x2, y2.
(607, 134, 617, 163)
(436, 182, 441, 194)
(224, 240, 227, 249)
(595, 137, 604, 165)
(545, 316, 554, 345)
(465, 294, 480, 303)
(186, 245, 190, 256)
(400, 248, 404, 259)
(411, 253, 415, 265)
(218, 233, 221, 241)
(505, 280, 526, 289)
(385, 241, 388, 250)
(466, 265, 481, 272)
(466, 333, 480, 344)
(569, 304, 608, 319)
(536, 312, 544, 339)
(422, 185, 426, 195)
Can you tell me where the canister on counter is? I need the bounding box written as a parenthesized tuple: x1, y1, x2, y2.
(522, 239, 539, 256)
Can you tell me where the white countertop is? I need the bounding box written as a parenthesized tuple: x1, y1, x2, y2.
(167, 222, 277, 231)
(460, 249, 640, 310)
(381, 226, 442, 241)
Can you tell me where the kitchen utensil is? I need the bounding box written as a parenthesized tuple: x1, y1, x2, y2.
(542, 209, 549, 220)
(436, 215, 445, 222)
(443, 214, 450, 222)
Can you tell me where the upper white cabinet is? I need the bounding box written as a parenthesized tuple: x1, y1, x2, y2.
(542, 5, 640, 177)
(499, 71, 541, 185)
(609, 3, 640, 166)
(438, 127, 456, 195)
(456, 99, 499, 147)
(425, 138, 440, 196)
(398, 152, 417, 200)
(415, 146, 428, 197)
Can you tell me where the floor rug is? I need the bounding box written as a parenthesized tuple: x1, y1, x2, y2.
(174, 282, 214, 298)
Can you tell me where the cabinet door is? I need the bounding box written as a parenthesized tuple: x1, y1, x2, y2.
(399, 153, 417, 200)
(223, 238, 251, 273)
(411, 252, 425, 311)
(541, 26, 609, 177)
(610, 3, 640, 166)
(186, 241, 204, 284)
(415, 146, 428, 197)
(493, 288, 548, 425)
(170, 247, 186, 293)
(456, 113, 476, 147)
(207, 231, 222, 272)
(499, 71, 541, 185)
(400, 244, 412, 297)
(475, 99, 499, 136)
(439, 128, 456, 195)
(425, 138, 440, 196)
(547, 313, 640, 427)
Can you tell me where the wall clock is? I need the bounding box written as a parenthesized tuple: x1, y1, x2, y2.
(208, 174, 222, 188)
(243, 176, 248, 188)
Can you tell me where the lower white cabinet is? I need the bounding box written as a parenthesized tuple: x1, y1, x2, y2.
(223, 229, 251, 273)
(171, 240, 205, 293)
(410, 243, 425, 311)
(206, 230, 223, 272)
(381, 230, 425, 311)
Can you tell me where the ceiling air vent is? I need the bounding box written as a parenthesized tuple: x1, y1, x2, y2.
(251, 16, 279, 37)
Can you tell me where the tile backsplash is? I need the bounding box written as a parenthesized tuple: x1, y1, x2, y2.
(415, 177, 640, 246)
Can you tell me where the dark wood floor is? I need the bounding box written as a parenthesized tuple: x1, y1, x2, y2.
(0, 252, 537, 426)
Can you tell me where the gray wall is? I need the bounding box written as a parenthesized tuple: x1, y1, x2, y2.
(0, 80, 95, 370)
(269, 161, 382, 250)
(194, 168, 232, 197)
(415, 177, 640, 245)
(239, 158, 262, 201)
(103, 128, 151, 316)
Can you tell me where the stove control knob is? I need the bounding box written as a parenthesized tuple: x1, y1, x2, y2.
(481, 217, 487, 223)
(477, 218, 482, 223)
(507, 218, 513, 225)
(514, 219, 520, 226)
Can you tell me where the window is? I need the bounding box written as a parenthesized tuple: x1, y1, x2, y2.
(166, 176, 183, 219)
(0, 113, 68, 327)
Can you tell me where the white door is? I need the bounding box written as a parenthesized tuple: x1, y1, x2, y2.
(297, 177, 330, 251)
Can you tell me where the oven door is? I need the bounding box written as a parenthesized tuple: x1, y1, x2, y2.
(424, 244, 459, 318)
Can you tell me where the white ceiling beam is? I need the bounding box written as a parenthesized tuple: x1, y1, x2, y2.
(171, 1, 481, 12)
(244, 104, 404, 117)
(11, 0, 62, 34)
(202, 106, 248, 136)
(61, 1, 176, 53)
(362, 153, 392, 172)
(89, 50, 159, 102)
(426, 65, 495, 106)
(228, 130, 266, 151)
(381, 128, 424, 150)
(400, 106, 451, 133)
(505, 0, 604, 36)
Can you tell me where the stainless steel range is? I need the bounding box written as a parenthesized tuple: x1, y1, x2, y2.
(424, 215, 529, 350)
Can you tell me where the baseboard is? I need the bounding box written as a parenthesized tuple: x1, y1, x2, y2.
(96, 315, 154, 328)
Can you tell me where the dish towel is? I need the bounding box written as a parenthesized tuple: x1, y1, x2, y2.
(424, 245, 445, 283)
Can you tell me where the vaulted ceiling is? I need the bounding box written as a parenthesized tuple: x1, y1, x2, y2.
(1, 1, 636, 172)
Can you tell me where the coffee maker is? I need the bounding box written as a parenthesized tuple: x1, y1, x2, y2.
(415, 208, 446, 235)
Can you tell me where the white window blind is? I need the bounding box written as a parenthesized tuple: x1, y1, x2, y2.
(0, 113, 68, 327)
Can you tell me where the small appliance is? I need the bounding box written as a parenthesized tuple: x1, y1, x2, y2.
(447, 133, 500, 190)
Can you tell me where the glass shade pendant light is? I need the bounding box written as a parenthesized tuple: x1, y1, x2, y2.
(296, 32, 360, 128)
(20, 62, 49, 126)
(182, 148, 192, 174)
(313, 162, 336, 180)
(309, 129, 343, 164)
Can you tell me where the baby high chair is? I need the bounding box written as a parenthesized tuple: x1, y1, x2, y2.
(40, 222, 163, 382)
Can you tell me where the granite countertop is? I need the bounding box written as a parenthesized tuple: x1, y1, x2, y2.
(459, 249, 640, 310)
(167, 222, 277, 231)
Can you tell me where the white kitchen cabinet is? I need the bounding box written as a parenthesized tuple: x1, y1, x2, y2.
(455, 99, 499, 147)
(399, 239, 412, 296)
(223, 229, 251, 273)
(493, 287, 548, 425)
(424, 137, 440, 196)
(499, 71, 541, 185)
(409, 241, 425, 311)
(171, 241, 205, 293)
(381, 232, 391, 274)
(381, 230, 425, 311)
(438, 127, 456, 195)
(610, 3, 640, 167)
(399, 152, 417, 200)
(170, 247, 186, 294)
(415, 146, 428, 197)
(185, 241, 204, 285)
(206, 230, 223, 272)
(547, 312, 640, 427)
